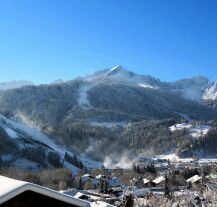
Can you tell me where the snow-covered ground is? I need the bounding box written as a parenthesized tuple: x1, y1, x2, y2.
(0, 114, 102, 174)
(169, 123, 192, 132)
(190, 125, 211, 138)
(169, 123, 211, 138)
(155, 153, 194, 162)
(138, 83, 155, 89)
(155, 153, 217, 163)
(90, 201, 115, 207)
(203, 81, 217, 100)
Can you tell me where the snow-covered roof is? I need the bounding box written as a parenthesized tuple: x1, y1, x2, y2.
(81, 175, 99, 185)
(186, 175, 201, 184)
(143, 178, 151, 184)
(0, 176, 90, 207)
(90, 201, 115, 207)
(95, 174, 103, 179)
(108, 177, 122, 187)
(152, 176, 165, 184)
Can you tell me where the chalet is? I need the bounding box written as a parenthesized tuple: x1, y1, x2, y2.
(81, 174, 99, 189)
(108, 187, 123, 197)
(151, 176, 165, 187)
(95, 175, 122, 187)
(134, 178, 145, 189)
(0, 176, 90, 207)
(143, 178, 152, 188)
(186, 175, 202, 190)
(108, 177, 122, 187)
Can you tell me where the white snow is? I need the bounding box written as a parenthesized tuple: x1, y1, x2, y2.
(190, 125, 211, 138)
(155, 153, 217, 164)
(0, 118, 19, 139)
(138, 83, 159, 90)
(169, 123, 192, 132)
(169, 123, 211, 138)
(155, 153, 194, 162)
(0, 114, 60, 150)
(5, 128, 18, 139)
(90, 201, 115, 207)
(203, 82, 217, 100)
(104, 65, 121, 78)
(138, 83, 155, 89)
(0, 114, 101, 174)
(78, 84, 93, 108)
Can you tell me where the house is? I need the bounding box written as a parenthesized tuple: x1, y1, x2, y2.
(143, 179, 152, 188)
(151, 176, 165, 187)
(95, 175, 122, 187)
(81, 174, 99, 189)
(134, 177, 145, 189)
(186, 175, 202, 190)
(108, 187, 123, 197)
(108, 177, 122, 187)
(186, 175, 201, 184)
(0, 175, 90, 207)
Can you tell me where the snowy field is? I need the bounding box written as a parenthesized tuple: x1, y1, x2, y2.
(169, 123, 212, 138)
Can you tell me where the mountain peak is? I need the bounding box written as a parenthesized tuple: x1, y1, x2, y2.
(104, 65, 127, 77)
(111, 65, 123, 71)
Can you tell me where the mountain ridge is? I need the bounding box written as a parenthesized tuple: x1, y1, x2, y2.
(0, 66, 217, 171)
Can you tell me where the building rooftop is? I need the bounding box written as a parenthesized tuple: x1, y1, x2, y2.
(186, 175, 201, 184)
(0, 175, 90, 207)
(152, 176, 165, 185)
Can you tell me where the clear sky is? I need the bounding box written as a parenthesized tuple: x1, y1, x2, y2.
(0, 0, 217, 84)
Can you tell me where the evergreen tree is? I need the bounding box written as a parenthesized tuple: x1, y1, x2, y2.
(78, 177, 83, 190)
(164, 174, 172, 199)
(104, 178, 109, 194)
(99, 177, 104, 193)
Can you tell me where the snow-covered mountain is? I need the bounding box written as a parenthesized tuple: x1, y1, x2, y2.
(82, 65, 162, 89)
(0, 80, 34, 91)
(0, 66, 216, 126)
(203, 81, 217, 100)
(0, 114, 102, 174)
(82, 65, 217, 102)
(0, 66, 217, 168)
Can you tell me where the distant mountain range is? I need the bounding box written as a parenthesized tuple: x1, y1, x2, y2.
(0, 65, 216, 124)
(0, 66, 217, 171)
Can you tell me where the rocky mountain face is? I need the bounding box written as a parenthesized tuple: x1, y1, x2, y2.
(0, 66, 217, 169)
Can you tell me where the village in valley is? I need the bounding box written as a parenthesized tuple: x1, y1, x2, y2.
(51, 120, 217, 207)
(60, 154, 217, 207)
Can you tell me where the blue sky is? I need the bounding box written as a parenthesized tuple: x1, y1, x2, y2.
(0, 0, 217, 84)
